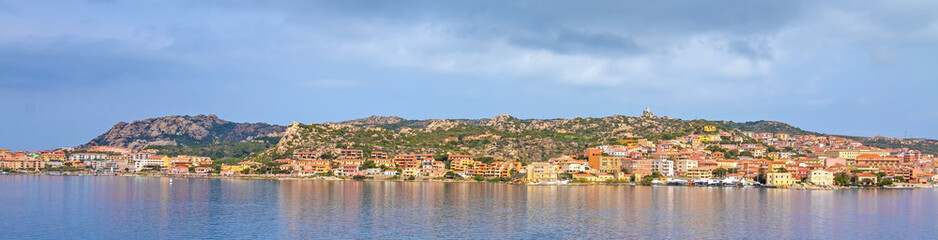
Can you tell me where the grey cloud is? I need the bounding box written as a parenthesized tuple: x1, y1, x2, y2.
(728, 38, 774, 60)
(509, 29, 644, 56)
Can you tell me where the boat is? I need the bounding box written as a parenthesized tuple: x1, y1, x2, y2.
(667, 179, 688, 185)
(527, 180, 570, 185)
(884, 184, 915, 189)
(721, 177, 740, 186)
(707, 179, 722, 186)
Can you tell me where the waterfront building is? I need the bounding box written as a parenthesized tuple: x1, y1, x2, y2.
(807, 169, 834, 185)
(856, 173, 878, 185)
(766, 172, 795, 187)
(560, 160, 588, 173)
(572, 173, 598, 182)
(652, 159, 674, 176)
(525, 162, 559, 183)
(587, 155, 621, 173)
(0, 158, 45, 170)
(675, 159, 698, 175)
(686, 167, 716, 179)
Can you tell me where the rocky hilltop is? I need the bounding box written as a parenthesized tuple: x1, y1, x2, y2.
(82, 114, 286, 150)
(255, 113, 730, 162)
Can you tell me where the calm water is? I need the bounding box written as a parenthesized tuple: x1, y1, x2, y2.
(0, 175, 935, 239)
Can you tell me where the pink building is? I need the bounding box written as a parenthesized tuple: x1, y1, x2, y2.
(824, 158, 847, 168)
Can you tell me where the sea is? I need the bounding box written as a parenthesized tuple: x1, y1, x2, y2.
(0, 175, 935, 239)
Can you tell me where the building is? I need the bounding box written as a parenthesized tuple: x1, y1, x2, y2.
(293, 151, 320, 159)
(856, 173, 878, 185)
(170, 166, 189, 174)
(856, 154, 900, 169)
(0, 158, 45, 170)
(134, 156, 168, 171)
(338, 149, 364, 159)
(560, 160, 588, 173)
(806, 169, 834, 186)
(68, 153, 109, 161)
(686, 167, 715, 179)
(88, 146, 131, 154)
(194, 167, 212, 174)
(825, 149, 890, 162)
(588, 155, 621, 173)
(766, 172, 795, 187)
(652, 159, 674, 176)
(675, 159, 698, 175)
(525, 162, 559, 183)
(572, 173, 599, 182)
(370, 151, 388, 159)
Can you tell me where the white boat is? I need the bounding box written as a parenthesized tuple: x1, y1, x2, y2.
(528, 180, 570, 185)
(707, 179, 721, 186)
(722, 177, 740, 185)
(667, 179, 688, 185)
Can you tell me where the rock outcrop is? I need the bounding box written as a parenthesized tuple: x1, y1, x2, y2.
(81, 114, 286, 150)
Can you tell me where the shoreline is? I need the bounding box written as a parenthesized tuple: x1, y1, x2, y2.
(7, 172, 934, 190)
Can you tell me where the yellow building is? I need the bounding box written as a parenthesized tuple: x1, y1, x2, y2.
(686, 167, 715, 179)
(525, 163, 559, 183)
(766, 172, 795, 187)
(716, 161, 738, 169)
(704, 125, 717, 132)
(596, 173, 614, 181)
(159, 156, 172, 167)
(402, 168, 420, 178)
(221, 165, 245, 172)
(572, 173, 599, 182)
(826, 149, 890, 160)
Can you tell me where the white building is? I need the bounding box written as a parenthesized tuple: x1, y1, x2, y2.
(68, 153, 109, 161)
(652, 159, 675, 177)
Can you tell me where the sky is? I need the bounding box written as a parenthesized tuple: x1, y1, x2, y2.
(2, 0, 938, 150)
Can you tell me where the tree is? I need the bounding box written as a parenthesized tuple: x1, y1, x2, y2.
(878, 178, 893, 186)
(833, 173, 849, 186)
(407, 176, 416, 181)
(352, 175, 366, 180)
(755, 168, 767, 184)
(360, 160, 376, 170)
(894, 176, 905, 183)
(473, 176, 485, 182)
(620, 168, 630, 174)
(712, 168, 728, 178)
(650, 171, 662, 179)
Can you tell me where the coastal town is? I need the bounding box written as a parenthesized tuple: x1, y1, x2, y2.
(3, 110, 937, 189)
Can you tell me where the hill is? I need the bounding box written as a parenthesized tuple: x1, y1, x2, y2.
(252, 114, 741, 162)
(81, 114, 286, 150)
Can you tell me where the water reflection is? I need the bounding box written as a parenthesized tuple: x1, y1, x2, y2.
(0, 176, 936, 239)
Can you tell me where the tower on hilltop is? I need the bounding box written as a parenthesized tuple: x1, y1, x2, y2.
(641, 107, 654, 118)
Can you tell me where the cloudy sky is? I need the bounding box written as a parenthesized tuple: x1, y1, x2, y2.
(2, 1, 937, 150)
